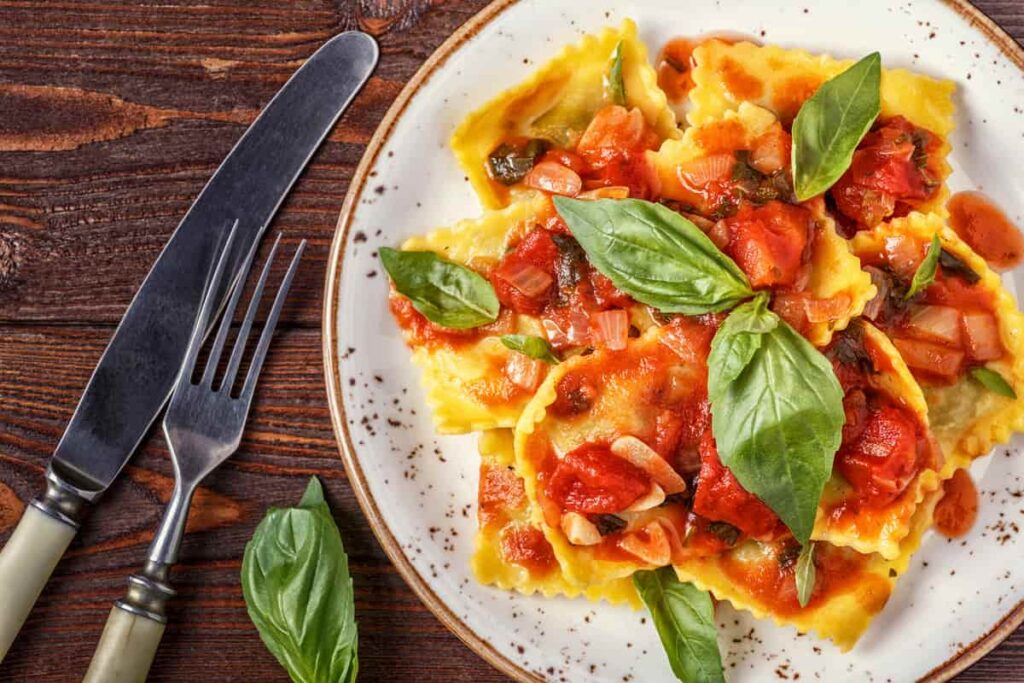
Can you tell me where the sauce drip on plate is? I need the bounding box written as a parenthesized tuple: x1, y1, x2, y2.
(933, 469, 979, 538)
(948, 191, 1024, 270)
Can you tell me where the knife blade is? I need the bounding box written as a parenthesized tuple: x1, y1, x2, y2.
(0, 31, 378, 661)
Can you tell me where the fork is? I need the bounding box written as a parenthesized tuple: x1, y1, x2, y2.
(82, 226, 305, 683)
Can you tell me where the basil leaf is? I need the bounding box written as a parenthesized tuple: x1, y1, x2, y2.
(634, 568, 724, 683)
(709, 310, 844, 544)
(970, 366, 1017, 399)
(553, 197, 753, 314)
(905, 234, 941, 299)
(500, 334, 560, 364)
(795, 542, 817, 608)
(608, 41, 627, 106)
(242, 478, 358, 683)
(792, 53, 881, 200)
(380, 247, 499, 329)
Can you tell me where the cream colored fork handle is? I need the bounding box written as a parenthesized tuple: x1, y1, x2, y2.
(0, 504, 77, 661)
(84, 605, 165, 683)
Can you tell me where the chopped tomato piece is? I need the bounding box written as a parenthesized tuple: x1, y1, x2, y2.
(722, 201, 811, 288)
(841, 389, 870, 445)
(831, 117, 940, 229)
(692, 431, 785, 540)
(577, 105, 662, 200)
(501, 525, 558, 574)
(749, 126, 791, 174)
(539, 148, 587, 175)
(545, 443, 650, 514)
(892, 337, 965, 380)
(490, 229, 559, 314)
(590, 270, 633, 308)
(962, 312, 1003, 362)
(835, 404, 921, 507)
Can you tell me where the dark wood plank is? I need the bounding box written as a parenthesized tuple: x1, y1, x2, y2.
(0, 1, 1021, 681)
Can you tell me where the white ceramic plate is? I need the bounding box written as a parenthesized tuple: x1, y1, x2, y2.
(324, 1, 1024, 680)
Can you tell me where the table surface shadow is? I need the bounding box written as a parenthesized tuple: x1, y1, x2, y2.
(0, 1, 1021, 681)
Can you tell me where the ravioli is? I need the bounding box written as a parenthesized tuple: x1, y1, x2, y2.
(651, 102, 876, 346)
(687, 40, 955, 215)
(393, 195, 554, 433)
(849, 212, 1024, 477)
(452, 19, 680, 209)
(473, 429, 639, 605)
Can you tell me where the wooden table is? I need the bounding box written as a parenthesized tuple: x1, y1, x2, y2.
(0, 2, 1021, 681)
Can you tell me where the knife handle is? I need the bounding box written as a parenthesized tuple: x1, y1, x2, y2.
(0, 504, 78, 660)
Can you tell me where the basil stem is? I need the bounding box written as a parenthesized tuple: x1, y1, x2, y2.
(795, 542, 817, 608)
(792, 53, 881, 200)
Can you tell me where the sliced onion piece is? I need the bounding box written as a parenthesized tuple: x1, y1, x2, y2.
(962, 312, 1003, 361)
(618, 520, 671, 566)
(591, 309, 629, 351)
(524, 161, 582, 197)
(862, 266, 890, 321)
(892, 337, 965, 379)
(624, 483, 666, 512)
(578, 185, 631, 200)
(504, 353, 544, 391)
(883, 235, 924, 278)
(496, 260, 553, 297)
(678, 153, 734, 188)
(610, 436, 687, 494)
(561, 511, 602, 546)
(906, 305, 963, 346)
(749, 127, 789, 174)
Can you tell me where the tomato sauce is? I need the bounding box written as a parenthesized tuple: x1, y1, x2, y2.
(478, 463, 526, 528)
(933, 469, 979, 538)
(948, 191, 1024, 270)
(656, 35, 755, 102)
(500, 525, 558, 576)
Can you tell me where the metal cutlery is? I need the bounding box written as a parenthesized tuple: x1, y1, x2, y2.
(0, 31, 377, 661)
(83, 226, 305, 683)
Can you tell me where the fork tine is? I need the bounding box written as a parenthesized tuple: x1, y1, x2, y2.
(176, 220, 239, 391)
(220, 233, 283, 394)
(238, 240, 306, 406)
(200, 231, 263, 388)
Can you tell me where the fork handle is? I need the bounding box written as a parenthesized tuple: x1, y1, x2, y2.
(0, 503, 78, 661)
(84, 566, 175, 683)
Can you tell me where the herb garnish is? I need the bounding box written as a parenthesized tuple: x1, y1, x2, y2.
(594, 514, 627, 536)
(242, 478, 358, 683)
(795, 542, 817, 608)
(487, 139, 548, 185)
(938, 248, 981, 284)
(634, 568, 725, 683)
(970, 366, 1017, 399)
(792, 53, 881, 200)
(380, 248, 499, 329)
(905, 234, 941, 299)
(500, 334, 560, 364)
(552, 197, 754, 314)
(608, 41, 627, 106)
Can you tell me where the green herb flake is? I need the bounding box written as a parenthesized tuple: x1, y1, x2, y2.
(708, 304, 845, 545)
(795, 542, 817, 608)
(552, 197, 754, 314)
(500, 334, 560, 364)
(608, 41, 627, 106)
(970, 366, 1017, 399)
(380, 247, 499, 329)
(905, 234, 941, 299)
(792, 52, 882, 200)
(242, 477, 358, 683)
(633, 568, 725, 683)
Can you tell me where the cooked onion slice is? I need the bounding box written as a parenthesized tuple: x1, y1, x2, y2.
(524, 161, 582, 197)
(962, 312, 1003, 361)
(618, 520, 671, 566)
(624, 483, 666, 512)
(496, 260, 553, 297)
(907, 305, 963, 346)
(561, 512, 602, 546)
(591, 310, 629, 351)
(893, 337, 965, 379)
(504, 353, 544, 391)
(610, 436, 687, 494)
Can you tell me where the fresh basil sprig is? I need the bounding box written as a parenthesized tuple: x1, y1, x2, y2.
(608, 41, 627, 106)
(633, 568, 725, 683)
(905, 234, 941, 299)
(380, 247, 499, 329)
(792, 53, 881, 200)
(500, 334, 560, 364)
(970, 366, 1017, 399)
(708, 299, 844, 545)
(552, 197, 754, 314)
(242, 477, 358, 683)
(795, 542, 817, 608)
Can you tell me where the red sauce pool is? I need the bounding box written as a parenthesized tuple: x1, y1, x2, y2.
(933, 468, 979, 539)
(948, 191, 1024, 270)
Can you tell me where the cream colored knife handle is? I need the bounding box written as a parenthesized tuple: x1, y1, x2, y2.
(0, 504, 77, 660)
(84, 605, 165, 683)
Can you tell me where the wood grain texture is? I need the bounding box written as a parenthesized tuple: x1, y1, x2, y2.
(0, 1, 1020, 681)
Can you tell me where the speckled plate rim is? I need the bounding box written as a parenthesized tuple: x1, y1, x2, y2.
(322, 2, 1024, 681)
